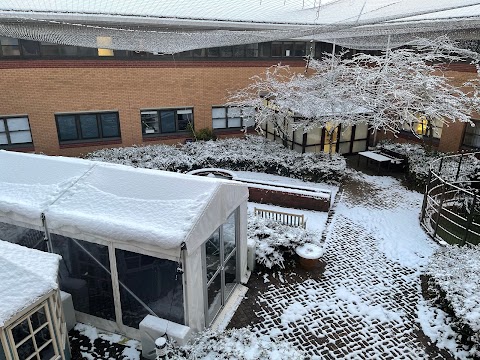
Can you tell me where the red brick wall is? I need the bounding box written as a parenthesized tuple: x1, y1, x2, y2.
(0, 59, 305, 156)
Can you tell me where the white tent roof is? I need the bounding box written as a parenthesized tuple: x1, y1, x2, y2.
(0, 151, 249, 254)
(0, 240, 60, 327)
(0, 1, 479, 52)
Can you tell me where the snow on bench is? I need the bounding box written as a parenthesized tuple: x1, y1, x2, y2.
(254, 207, 307, 228)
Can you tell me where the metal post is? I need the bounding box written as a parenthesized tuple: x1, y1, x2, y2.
(433, 181, 446, 238)
(420, 170, 432, 222)
(438, 157, 444, 175)
(455, 153, 464, 181)
(462, 192, 477, 246)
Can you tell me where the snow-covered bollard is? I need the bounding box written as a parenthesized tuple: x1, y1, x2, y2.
(155, 337, 168, 360)
(295, 243, 326, 272)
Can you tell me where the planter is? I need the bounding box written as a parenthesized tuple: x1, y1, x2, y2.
(295, 243, 326, 272)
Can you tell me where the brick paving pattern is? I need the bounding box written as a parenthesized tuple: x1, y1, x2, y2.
(229, 173, 453, 359)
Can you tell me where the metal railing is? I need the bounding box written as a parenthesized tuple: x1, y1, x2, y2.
(254, 207, 307, 228)
(420, 152, 480, 245)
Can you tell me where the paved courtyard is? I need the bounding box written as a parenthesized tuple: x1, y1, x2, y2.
(228, 171, 453, 359)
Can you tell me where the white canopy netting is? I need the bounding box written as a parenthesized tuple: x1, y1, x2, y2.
(0, 0, 479, 52)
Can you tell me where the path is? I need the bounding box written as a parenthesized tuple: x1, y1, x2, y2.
(229, 170, 453, 359)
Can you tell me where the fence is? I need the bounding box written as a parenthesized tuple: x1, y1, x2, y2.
(420, 152, 480, 245)
(254, 207, 306, 228)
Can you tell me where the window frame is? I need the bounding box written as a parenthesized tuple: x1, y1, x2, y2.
(141, 108, 194, 137)
(55, 111, 121, 144)
(0, 115, 33, 149)
(463, 119, 480, 149)
(211, 106, 255, 130)
(5, 301, 61, 360)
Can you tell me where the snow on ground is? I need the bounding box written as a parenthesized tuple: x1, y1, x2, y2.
(236, 170, 457, 359)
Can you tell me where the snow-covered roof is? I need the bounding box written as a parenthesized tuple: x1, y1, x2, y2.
(0, 240, 60, 327)
(0, 151, 249, 254)
(0, 1, 479, 52)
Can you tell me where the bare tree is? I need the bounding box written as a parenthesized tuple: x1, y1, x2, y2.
(229, 37, 480, 152)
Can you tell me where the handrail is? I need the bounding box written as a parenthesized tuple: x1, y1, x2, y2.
(421, 151, 480, 246)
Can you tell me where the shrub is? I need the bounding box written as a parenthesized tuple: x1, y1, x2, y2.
(167, 328, 305, 359)
(86, 135, 347, 184)
(248, 214, 320, 269)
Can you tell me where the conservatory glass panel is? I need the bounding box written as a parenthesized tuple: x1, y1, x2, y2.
(224, 250, 237, 300)
(340, 126, 353, 142)
(205, 228, 221, 282)
(352, 140, 368, 153)
(354, 123, 369, 139)
(115, 249, 184, 328)
(51, 234, 116, 321)
(0, 221, 47, 251)
(206, 273, 222, 323)
(338, 142, 351, 154)
(306, 129, 322, 145)
(223, 211, 236, 259)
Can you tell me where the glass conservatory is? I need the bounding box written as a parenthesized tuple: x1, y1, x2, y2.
(0, 150, 249, 344)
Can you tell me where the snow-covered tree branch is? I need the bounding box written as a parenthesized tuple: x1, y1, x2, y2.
(229, 37, 480, 143)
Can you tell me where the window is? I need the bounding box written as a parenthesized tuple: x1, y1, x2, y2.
(464, 119, 480, 148)
(141, 108, 193, 136)
(97, 36, 114, 57)
(0, 116, 33, 148)
(212, 106, 255, 130)
(0, 37, 20, 56)
(402, 116, 443, 139)
(56, 112, 120, 143)
(7, 303, 60, 360)
(271, 41, 308, 57)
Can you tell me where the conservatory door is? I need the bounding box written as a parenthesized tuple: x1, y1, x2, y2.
(204, 210, 238, 326)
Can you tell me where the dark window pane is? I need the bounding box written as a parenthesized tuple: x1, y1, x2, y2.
(177, 110, 192, 131)
(192, 48, 206, 57)
(283, 42, 294, 57)
(205, 228, 220, 282)
(245, 44, 258, 57)
(160, 111, 176, 133)
(233, 45, 245, 57)
(294, 42, 307, 57)
(223, 211, 236, 259)
(0, 37, 18, 45)
(79, 114, 99, 139)
(12, 318, 30, 343)
(20, 40, 40, 56)
(51, 234, 116, 321)
(1, 46, 20, 56)
(34, 325, 51, 349)
(59, 45, 78, 57)
(100, 113, 120, 137)
(77, 47, 96, 57)
(141, 111, 159, 134)
(224, 250, 237, 300)
(207, 47, 219, 57)
(30, 310, 47, 330)
(39, 341, 55, 360)
(41, 43, 60, 56)
(258, 42, 270, 57)
(0, 221, 47, 251)
(57, 115, 78, 141)
(220, 46, 232, 57)
(271, 42, 282, 57)
(17, 337, 35, 359)
(207, 273, 222, 323)
(176, 50, 192, 58)
(116, 249, 184, 328)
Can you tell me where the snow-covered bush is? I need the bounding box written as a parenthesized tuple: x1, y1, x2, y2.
(425, 245, 480, 356)
(248, 214, 320, 269)
(86, 135, 346, 184)
(167, 328, 305, 359)
(378, 142, 479, 189)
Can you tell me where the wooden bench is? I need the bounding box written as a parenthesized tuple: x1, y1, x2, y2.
(358, 150, 404, 173)
(254, 207, 306, 228)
